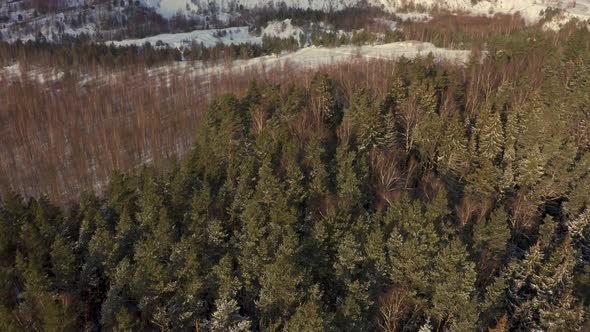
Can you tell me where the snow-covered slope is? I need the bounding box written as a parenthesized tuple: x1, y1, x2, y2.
(261, 19, 304, 40)
(376, 0, 590, 24)
(108, 26, 258, 48)
(140, 0, 590, 26)
(2, 0, 589, 44)
(140, 0, 201, 18)
(142, 0, 360, 15)
(107, 19, 304, 48)
(1, 40, 471, 85)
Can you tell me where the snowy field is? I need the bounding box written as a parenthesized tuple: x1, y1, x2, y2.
(200, 41, 471, 74)
(108, 26, 259, 48)
(0, 41, 471, 85)
(107, 19, 305, 48)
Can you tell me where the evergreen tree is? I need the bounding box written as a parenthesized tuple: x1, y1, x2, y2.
(257, 233, 303, 328)
(475, 106, 503, 161)
(209, 297, 252, 332)
(429, 239, 478, 331)
(473, 207, 511, 272)
(311, 73, 341, 129)
(50, 235, 77, 291)
(284, 287, 334, 332)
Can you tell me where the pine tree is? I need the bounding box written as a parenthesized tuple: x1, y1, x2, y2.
(50, 235, 77, 291)
(88, 218, 116, 271)
(501, 107, 517, 193)
(364, 222, 387, 288)
(114, 307, 139, 331)
(311, 73, 341, 129)
(386, 195, 441, 294)
(410, 81, 442, 164)
(476, 106, 503, 161)
(14, 249, 51, 330)
(284, 287, 334, 332)
(130, 206, 177, 330)
(305, 133, 330, 200)
(100, 258, 135, 329)
(437, 112, 468, 175)
(112, 210, 138, 263)
(480, 271, 508, 330)
(257, 231, 302, 328)
(237, 199, 271, 308)
(209, 297, 251, 332)
(347, 88, 386, 151)
(336, 143, 362, 210)
(429, 239, 478, 330)
(465, 158, 502, 199)
(337, 280, 374, 331)
(168, 236, 207, 328)
(514, 94, 545, 188)
(473, 207, 511, 270)
(254, 157, 282, 207)
(505, 215, 586, 331)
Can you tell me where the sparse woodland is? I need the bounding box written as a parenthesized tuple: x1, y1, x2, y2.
(1, 12, 590, 332)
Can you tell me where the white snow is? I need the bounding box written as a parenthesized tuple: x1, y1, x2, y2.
(107, 19, 306, 48)
(225, 41, 472, 70)
(377, 0, 590, 25)
(394, 12, 432, 22)
(139, 0, 590, 28)
(1, 41, 472, 86)
(143, 0, 359, 13)
(374, 18, 399, 30)
(107, 26, 260, 48)
(261, 19, 304, 41)
(4, 0, 590, 46)
(140, 0, 200, 18)
(0, 63, 65, 83)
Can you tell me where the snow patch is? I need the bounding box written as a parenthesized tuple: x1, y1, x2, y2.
(394, 12, 432, 22)
(107, 19, 304, 48)
(141, 0, 200, 18)
(261, 19, 304, 41)
(381, 0, 590, 25)
(2, 41, 472, 86)
(107, 26, 260, 48)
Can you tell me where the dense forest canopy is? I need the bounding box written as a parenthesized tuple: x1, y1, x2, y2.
(1, 21, 590, 332)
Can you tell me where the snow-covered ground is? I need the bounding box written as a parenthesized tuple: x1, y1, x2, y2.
(106, 19, 305, 48)
(261, 19, 305, 41)
(151, 41, 471, 85)
(375, 0, 590, 24)
(224, 41, 471, 71)
(108, 26, 259, 48)
(1, 41, 471, 85)
(140, 0, 201, 18)
(394, 12, 432, 22)
(3, 0, 589, 46)
(139, 0, 590, 27)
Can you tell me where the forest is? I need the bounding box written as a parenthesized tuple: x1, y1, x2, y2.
(1, 14, 590, 332)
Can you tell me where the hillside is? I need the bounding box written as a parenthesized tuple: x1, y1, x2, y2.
(1, 25, 590, 329)
(1, 0, 590, 331)
(1, 0, 590, 43)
